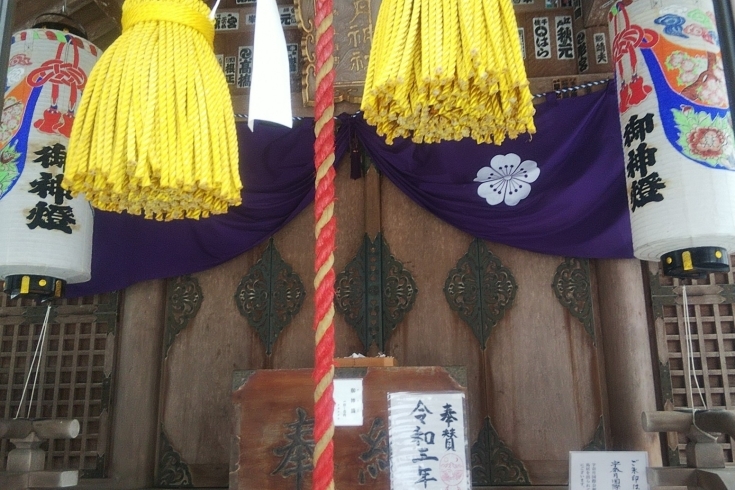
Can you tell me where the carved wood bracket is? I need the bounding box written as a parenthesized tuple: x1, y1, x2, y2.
(444, 239, 517, 350)
(234, 238, 305, 356)
(156, 427, 193, 488)
(164, 275, 203, 358)
(471, 416, 531, 486)
(552, 257, 595, 343)
(334, 233, 418, 353)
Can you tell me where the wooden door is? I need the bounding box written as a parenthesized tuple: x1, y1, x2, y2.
(379, 175, 607, 486)
(154, 160, 365, 487)
(153, 157, 608, 488)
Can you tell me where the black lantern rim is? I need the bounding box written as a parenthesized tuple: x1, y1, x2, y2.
(2, 275, 66, 302)
(32, 12, 88, 40)
(660, 246, 730, 279)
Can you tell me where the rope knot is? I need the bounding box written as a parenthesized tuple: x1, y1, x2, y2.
(122, 0, 215, 47)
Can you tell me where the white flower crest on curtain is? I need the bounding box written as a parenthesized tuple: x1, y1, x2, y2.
(475, 153, 540, 206)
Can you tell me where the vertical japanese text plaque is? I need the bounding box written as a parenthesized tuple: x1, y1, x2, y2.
(295, 0, 378, 104)
(569, 451, 649, 490)
(388, 392, 471, 490)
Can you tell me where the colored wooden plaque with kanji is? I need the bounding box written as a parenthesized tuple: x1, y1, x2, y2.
(231, 366, 466, 489)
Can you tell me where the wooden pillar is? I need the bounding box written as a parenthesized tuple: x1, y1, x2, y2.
(596, 259, 663, 465)
(100, 279, 166, 489)
(0, 0, 15, 115)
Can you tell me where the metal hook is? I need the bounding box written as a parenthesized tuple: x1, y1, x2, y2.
(62, 0, 67, 15)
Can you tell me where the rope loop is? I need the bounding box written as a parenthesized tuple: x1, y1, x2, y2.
(122, 0, 215, 47)
(65, 0, 241, 220)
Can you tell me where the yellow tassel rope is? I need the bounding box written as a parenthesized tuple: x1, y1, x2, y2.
(64, 0, 242, 220)
(361, 0, 536, 145)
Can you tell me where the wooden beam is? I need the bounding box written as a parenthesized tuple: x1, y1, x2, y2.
(83, 15, 119, 43)
(13, 0, 92, 31)
(91, 0, 122, 23)
(72, 0, 120, 42)
(582, 0, 612, 28)
(11, 0, 120, 47)
(0, 0, 15, 115)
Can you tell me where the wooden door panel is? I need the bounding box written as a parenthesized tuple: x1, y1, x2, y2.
(157, 249, 266, 487)
(485, 247, 602, 461)
(379, 176, 605, 486)
(154, 160, 606, 487)
(380, 179, 486, 442)
(155, 161, 365, 487)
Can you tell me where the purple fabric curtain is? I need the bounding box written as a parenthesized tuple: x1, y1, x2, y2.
(66, 120, 350, 297)
(350, 82, 634, 259)
(66, 83, 633, 297)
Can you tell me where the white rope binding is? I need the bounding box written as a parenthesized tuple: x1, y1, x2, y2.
(15, 303, 52, 419)
(682, 285, 707, 417)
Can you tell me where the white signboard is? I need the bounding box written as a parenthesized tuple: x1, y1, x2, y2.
(570, 451, 649, 490)
(224, 56, 237, 85)
(593, 33, 608, 64)
(533, 17, 552, 59)
(333, 378, 364, 427)
(244, 7, 297, 26)
(389, 392, 470, 490)
(555, 15, 574, 60)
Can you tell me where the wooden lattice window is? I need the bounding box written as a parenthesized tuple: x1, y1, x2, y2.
(0, 291, 120, 477)
(648, 259, 735, 465)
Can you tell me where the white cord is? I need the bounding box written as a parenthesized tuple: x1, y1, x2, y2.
(15, 303, 52, 419)
(209, 0, 222, 20)
(682, 285, 707, 412)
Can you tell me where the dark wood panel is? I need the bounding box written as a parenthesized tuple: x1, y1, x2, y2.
(380, 177, 487, 447)
(485, 249, 603, 465)
(156, 157, 364, 487)
(154, 156, 607, 487)
(269, 156, 366, 369)
(379, 176, 606, 485)
(157, 249, 269, 487)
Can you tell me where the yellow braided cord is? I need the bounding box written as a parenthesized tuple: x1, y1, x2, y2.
(361, 0, 536, 144)
(65, 0, 242, 220)
(122, 0, 215, 46)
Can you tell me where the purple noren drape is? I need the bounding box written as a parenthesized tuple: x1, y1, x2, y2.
(66, 120, 350, 297)
(351, 82, 633, 259)
(66, 83, 632, 297)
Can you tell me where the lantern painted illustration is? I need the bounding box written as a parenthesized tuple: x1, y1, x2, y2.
(0, 28, 100, 299)
(609, 0, 735, 277)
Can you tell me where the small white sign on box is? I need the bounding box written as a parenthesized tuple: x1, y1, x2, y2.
(569, 451, 649, 490)
(333, 378, 364, 427)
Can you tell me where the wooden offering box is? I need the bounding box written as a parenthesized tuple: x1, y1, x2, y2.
(333, 356, 396, 368)
(230, 366, 466, 489)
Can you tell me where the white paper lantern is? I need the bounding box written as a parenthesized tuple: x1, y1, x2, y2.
(609, 0, 735, 276)
(0, 29, 100, 298)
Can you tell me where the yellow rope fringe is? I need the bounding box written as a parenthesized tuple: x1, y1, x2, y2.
(64, 0, 242, 220)
(361, 0, 536, 145)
